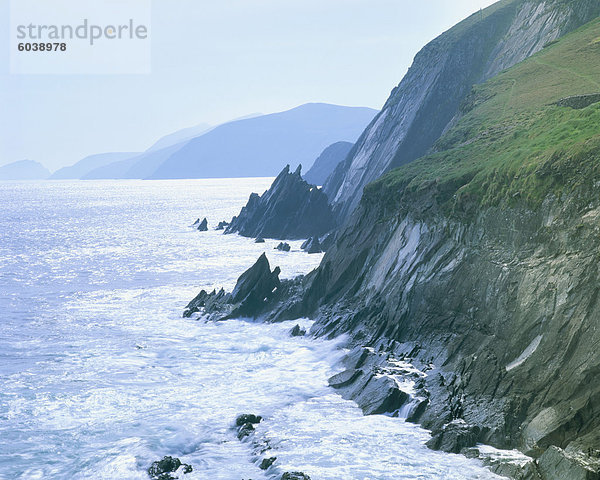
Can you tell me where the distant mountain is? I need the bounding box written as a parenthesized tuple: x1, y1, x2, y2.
(147, 103, 378, 179)
(146, 123, 212, 152)
(49, 152, 140, 180)
(0, 160, 50, 180)
(83, 144, 183, 179)
(304, 141, 353, 187)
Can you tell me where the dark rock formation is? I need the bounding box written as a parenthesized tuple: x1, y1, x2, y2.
(303, 141, 353, 187)
(147, 456, 192, 480)
(225, 165, 335, 239)
(255, 237, 266, 243)
(259, 457, 277, 470)
(276, 242, 291, 252)
(281, 473, 311, 480)
(216, 221, 229, 230)
(192, 218, 200, 226)
(236, 414, 262, 426)
(183, 254, 283, 320)
(537, 446, 600, 480)
(235, 413, 262, 440)
(197, 218, 208, 231)
(301, 237, 322, 254)
(290, 324, 306, 337)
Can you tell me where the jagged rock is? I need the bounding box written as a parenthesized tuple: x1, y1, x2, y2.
(192, 218, 200, 226)
(197, 218, 208, 231)
(328, 369, 363, 388)
(276, 242, 291, 252)
(281, 472, 311, 480)
(184, 255, 282, 320)
(147, 456, 192, 480)
(537, 446, 600, 480)
(236, 414, 262, 426)
(426, 420, 481, 454)
(225, 165, 335, 239)
(290, 324, 306, 337)
(255, 237, 265, 243)
(259, 457, 277, 470)
(216, 221, 229, 230)
(301, 237, 322, 254)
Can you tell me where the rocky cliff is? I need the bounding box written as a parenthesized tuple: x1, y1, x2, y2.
(225, 165, 335, 240)
(325, 0, 600, 222)
(293, 17, 600, 479)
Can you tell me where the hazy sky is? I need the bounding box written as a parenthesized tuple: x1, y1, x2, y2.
(0, 0, 498, 171)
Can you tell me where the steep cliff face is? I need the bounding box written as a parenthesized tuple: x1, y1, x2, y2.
(298, 17, 600, 477)
(325, 0, 600, 222)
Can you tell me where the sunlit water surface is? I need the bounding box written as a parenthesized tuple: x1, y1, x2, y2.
(0, 179, 503, 479)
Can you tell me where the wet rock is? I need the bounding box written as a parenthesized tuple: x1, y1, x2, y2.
(537, 446, 600, 480)
(197, 218, 208, 231)
(301, 237, 322, 254)
(183, 254, 286, 320)
(236, 414, 262, 426)
(319, 232, 335, 251)
(353, 375, 410, 415)
(276, 242, 291, 252)
(290, 324, 306, 337)
(216, 221, 229, 230)
(237, 422, 255, 440)
(426, 420, 481, 454)
(147, 456, 192, 480)
(281, 472, 311, 480)
(328, 368, 363, 389)
(225, 165, 335, 239)
(192, 218, 200, 226)
(228, 253, 280, 317)
(255, 237, 266, 243)
(259, 457, 277, 470)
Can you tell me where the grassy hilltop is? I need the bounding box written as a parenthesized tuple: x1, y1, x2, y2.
(369, 17, 600, 214)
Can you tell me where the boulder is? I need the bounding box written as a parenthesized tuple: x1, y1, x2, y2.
(216, 221, 229, 230)
(259, 457, 277, 470)
(255, 237, 266, 243)
(147, 456, 192, 480)
(281, 473, 311, 480)
(276, 242, 291, 252)
(225, 165, 335, 239)
(235, 414, 262, 426)
(290, 324, 306, 337)
(197, 218, 208, 231)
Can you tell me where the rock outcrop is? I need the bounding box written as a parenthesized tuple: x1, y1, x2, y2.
(324, 0, 600, 222)
(147, 456, 192, 480)
(184, 253, 284, 320)
(303, 141, 353, 187)
(194, 218, 208, 231)
(225, 165, 335, 239)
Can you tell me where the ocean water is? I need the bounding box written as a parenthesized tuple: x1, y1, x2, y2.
(0, 179, 503, 480)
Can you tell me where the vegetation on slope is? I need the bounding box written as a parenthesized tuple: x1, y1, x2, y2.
(367, 17, 600, 217)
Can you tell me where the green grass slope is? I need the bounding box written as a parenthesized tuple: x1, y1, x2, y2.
(368, 17, 600, 216)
